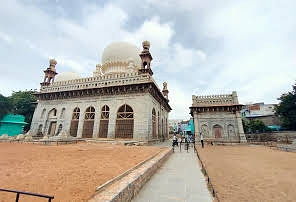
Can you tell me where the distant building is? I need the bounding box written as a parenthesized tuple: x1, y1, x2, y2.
(241, 103, 280, 129)
(190, 91, 247, 142)
(168, 119, 183, 133)
(168, 118, 194, 137)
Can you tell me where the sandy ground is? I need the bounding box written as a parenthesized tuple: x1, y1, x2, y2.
(0, 142, 164, 202)
(197, 145, 296, 202)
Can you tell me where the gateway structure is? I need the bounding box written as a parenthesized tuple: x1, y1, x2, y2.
(190, 91, 247, 143)
(30, 41, 171, 142)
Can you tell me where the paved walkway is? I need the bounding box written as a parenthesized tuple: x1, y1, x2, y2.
(132, 141, 212, 202)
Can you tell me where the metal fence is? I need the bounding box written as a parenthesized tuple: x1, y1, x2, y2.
(0, 188, 54, 202)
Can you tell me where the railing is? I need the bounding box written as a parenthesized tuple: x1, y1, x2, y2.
(0, 188, 54, 202)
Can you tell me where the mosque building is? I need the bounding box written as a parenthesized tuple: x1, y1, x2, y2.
(30, 41, 171, 142)
(190, 91, 247, 143)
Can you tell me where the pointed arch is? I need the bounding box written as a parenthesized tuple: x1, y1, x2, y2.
(152, 108, 156, 139)
(37, 124, 43, 136)
(48, 108, 57, 118)
(82, 106, 95, 138)
(57, 124, 63, 134)
(201, 124, 209, 137)
(227, 124, 235, 137)
(98, 105, 110, 138)
(213, 124, 223, 138)
(165, 117, 168, 139)
(70, 107, 80, 137)
(47, 108, 57, 136)
(115, 104, 134, 138)
(158, 111, 160, 139)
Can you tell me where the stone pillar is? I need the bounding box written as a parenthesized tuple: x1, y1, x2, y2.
(92, 110, 100, 138)
(235, 111, 247, 143)
(77, 115, 84, 138)
(107, 110, 116, 139)
(193, 111, 200, 141)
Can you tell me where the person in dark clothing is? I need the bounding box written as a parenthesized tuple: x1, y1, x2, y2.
(200, 133, 204, 148)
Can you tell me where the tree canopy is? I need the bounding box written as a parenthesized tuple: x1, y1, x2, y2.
(243, 119, 267, 133)
(0, 94, 12, 120)
(275, 83, 296, 130)
(0, 91, 37, 132)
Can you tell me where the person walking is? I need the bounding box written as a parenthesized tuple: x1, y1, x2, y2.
(200, 133, 204, 148)
(172, 133, 178, 147)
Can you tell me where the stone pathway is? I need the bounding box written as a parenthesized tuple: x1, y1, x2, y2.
(132, 141, 212, 202)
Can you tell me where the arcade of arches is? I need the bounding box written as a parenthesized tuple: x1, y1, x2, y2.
(31, 41, 172, 142)
(39, 105, 168, 140)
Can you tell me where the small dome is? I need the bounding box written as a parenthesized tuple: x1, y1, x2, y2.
(101, 42, 142, 74)
(54, 72, 81, 82)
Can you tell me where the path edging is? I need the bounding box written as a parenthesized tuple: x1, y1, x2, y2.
(88, 148, 172, 202)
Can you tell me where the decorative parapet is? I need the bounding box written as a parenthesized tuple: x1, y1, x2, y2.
(100, 59, 139, 75)
(39, 72, 152, 93)
(192, 91, 239, 106)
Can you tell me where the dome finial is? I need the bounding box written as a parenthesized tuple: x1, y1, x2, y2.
(49, 59, 57, 67)
(142, 41, 150, 50)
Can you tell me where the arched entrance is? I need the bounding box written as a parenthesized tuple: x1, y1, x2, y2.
(47, 108, 57, 136)
(70, 107, 80, 137)
(157, 111, 160, 139)
(57, 124, 62, 134)
(201, 124, 209, 137)
(98, 105, 109, 138)
(37, 124, 43, 136)
(213, 124, 223, 138)
(82, 106, 95, 138)
(152, 108, 156, 139)
(227, 124, 235, 137)
(115, 104, 134, 139)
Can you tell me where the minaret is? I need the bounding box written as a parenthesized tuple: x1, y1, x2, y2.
(40, 59, 58, 87)
(139, 40, 153, 75)
(162, 82, 169, 102)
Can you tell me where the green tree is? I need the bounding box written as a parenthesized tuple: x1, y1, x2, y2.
(8, 91, 37, 131)
(0, 94, 12, 120)
(243, 119, 267, 133)
(242, 118, 249, 133)
(249, 119, 267, 133)
(275, 83, 296, 130)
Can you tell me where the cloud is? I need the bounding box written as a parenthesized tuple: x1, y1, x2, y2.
(0, 31, 13, 44)
(0, 0, 296, 120)
(164, 43, 206, 72)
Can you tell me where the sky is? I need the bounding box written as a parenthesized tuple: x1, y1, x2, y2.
(0, 0, 295, 120)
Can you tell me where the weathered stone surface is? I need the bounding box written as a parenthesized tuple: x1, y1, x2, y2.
(89, 148, 172, 202)
(31, 93, 169, 142)
(16, 134, 24, 140)
(0, 134, 9, 139)
(190, 91, 247, 143)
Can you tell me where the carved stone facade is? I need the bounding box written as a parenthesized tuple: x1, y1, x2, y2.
(190, 91, 247, 143)
(31, 41, 171, 142)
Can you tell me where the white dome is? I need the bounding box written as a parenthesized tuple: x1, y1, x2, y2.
(54, 72, 82, 82)
(101, 42, 142, 74)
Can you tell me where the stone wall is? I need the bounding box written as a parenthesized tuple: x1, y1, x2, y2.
(197, 112, 240, 141)
(246, 131, 296, 143)
(246, 115, 280, 126)
(31, 92, 169, 142)
(89, 148, 172, 202)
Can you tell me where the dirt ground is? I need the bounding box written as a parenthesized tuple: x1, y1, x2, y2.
(0, 142, 164, 202)
(197, 145, 296, 202)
